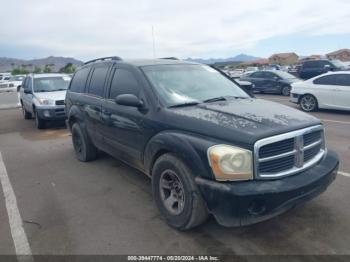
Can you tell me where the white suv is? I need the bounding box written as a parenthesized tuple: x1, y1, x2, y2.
(20, 73, 71, 129)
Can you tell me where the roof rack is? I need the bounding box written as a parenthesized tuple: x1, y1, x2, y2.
(159, 57, 179, 60)
(84, 56, 122, 65)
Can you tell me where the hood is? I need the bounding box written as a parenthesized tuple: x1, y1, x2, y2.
(167, 98, 321, 146)
(34, 90, 67, 101)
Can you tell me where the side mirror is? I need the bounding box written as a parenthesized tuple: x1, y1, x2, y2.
(324, 65, 331, 71)
(115, 94, 144, 108)
(24, 88, 32, 94)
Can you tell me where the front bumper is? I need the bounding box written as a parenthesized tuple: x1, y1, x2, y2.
(36, 106, 66, 120)
(290, 93, 300, 103)
(195, 150, 339, 227)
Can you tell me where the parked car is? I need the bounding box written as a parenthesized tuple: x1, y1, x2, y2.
(65, 57, 339, 230)
(0, 75, 26, 92)
(241, 70, 300, 96)
(20, 73, 71, 129)
(245, 66, 259, 73)
(0, 73, 11, 82)
(230, 69, 245, 78)
(290, 71, 350, 112)
(299, 59, 347, 80)
(264, 64, 281, 70)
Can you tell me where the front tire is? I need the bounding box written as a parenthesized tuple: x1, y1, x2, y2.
(22, 105, 32, 119)
(71, 123, 98, 162)
(300, 94, 318, 112)
(281, 85, 291, 96)
(152, 153, 208, 230)
(35, 111, 46, 129)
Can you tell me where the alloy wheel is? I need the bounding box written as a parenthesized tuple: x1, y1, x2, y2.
(300, 95, 316, 111)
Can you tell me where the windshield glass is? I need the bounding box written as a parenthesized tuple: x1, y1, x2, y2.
(10, 76, 25, 81)
(331, 60, 345, 68)
(34, 76, 71, 92)
(142, 64, 249, 107)
(273, 71, 298, 79)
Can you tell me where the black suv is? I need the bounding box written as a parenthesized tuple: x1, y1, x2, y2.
(65, 57, 339, 230)
(299, 59, 346, 80)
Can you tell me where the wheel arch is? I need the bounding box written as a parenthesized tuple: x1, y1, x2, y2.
(144, 131, 214, 179)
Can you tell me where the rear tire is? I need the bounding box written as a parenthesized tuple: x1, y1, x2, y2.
(35, 111, 46, 129)
(22, 105, 32, 120)
(71, 123, 98, 162)
(300, 94, 318, 112)
(152, 153, 208, 230)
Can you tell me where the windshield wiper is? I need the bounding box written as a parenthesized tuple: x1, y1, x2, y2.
(203, 96, 227, 103)
(168, 101, 200, 108)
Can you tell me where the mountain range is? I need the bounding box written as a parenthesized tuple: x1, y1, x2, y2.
(0, 56, 83, 72)
(0, 54, 261, 72)
(186, 54, 261, 64)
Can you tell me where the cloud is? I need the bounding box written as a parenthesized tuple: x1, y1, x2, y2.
(1, 0, 349, 60)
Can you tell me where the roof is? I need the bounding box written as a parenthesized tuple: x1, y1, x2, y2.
(269, 52, 298, 59)
(31, 73, 69, 79)
(326, 49, 350, 56)
(81, 58, 199, 68)
(122, 59, 199, 67)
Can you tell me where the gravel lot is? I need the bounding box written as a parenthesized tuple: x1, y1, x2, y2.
(0, 92, 349, 257)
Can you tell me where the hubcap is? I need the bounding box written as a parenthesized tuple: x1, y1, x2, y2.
(283, 86, 290, 96)
(159, 170, 185, 215)
(301, 96, 315, 111)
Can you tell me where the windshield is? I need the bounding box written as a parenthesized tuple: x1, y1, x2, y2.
(331, 60, 345, 68)
(273, 71, 298, 79)
(10, 76, 25, 81)
(142, 64, 249, 107)
(33, 76, 71, 92)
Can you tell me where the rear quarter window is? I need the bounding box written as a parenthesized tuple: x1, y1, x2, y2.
(69, 67, 91, 93)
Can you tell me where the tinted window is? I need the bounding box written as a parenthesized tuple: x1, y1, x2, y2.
(70, 67, 91, 93)
(313, 75, 337, 85)
(303, 61, 319, 69)
(262, 72, 276, 79)
(22, 77, 28, 89)
(335, 74, 350, 86)
(250, 71, 264, 78)
(109, 69, 140, 99)
(88, 67, 109, 97)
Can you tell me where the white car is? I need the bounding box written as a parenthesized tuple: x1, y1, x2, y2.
(20, 73, 71, 129)
(0, 75, 25, 92)
(230, 69, 245, 78)
(290, 71, 350, 112)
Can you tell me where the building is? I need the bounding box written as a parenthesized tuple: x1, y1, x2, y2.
(326, 49, 350, 61)
(268, 52, 299, 65)
(299, 55, 322, 63)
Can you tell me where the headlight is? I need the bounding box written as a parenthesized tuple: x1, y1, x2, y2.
(38, 98, 55, 105)
(207, 145, 253, 181)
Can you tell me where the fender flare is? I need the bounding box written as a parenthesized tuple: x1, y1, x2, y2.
(144, 131, 214, 179)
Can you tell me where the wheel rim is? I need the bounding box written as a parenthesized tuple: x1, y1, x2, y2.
(159, 169, 185, 215)
(301, 96, 316, 111)
(73, 132, 83, 154)
(282, 86, 290, 96)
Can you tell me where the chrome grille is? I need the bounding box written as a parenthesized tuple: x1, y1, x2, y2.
(254, 125, 325, 179)
(55, 100, 65, 105)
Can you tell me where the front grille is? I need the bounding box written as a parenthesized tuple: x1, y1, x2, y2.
(55, 100, 65, 105)
(254, 126, 325, 179)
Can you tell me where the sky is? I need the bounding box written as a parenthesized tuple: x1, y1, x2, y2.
(0, 0, 349, 61)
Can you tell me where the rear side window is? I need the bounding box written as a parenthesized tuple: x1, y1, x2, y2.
(70, 67, 90, 93)
(313, 75, 336, 85)
(250, 71, 264, 78)
(303, 61, 317, 69)
(335, 74, 350, 87)
(88, 66, 109, 97)
(109, 69, 140, 99)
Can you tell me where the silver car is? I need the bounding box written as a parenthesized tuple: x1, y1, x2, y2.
(20, 73, 71, 129)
